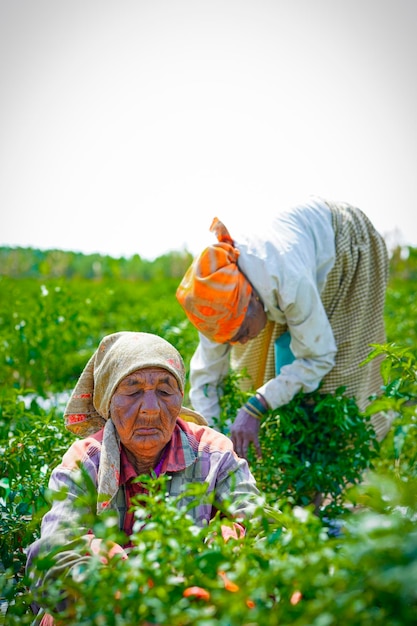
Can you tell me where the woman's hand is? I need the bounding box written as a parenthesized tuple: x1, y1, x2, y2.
(84, 535, 128, 564)
(230, 408, 262, 460)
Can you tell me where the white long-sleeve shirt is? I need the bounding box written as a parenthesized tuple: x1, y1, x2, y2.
(189, 197, 338, 423)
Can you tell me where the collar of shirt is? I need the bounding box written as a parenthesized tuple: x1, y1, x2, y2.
(119, 418, 199, 486)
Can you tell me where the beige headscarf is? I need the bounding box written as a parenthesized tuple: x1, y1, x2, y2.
(64, 331, 207, 513)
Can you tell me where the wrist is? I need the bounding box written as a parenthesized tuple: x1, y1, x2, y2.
(243, 393, 269, 420)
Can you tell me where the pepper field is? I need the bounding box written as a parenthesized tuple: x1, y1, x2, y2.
(0, 245, 416, 625)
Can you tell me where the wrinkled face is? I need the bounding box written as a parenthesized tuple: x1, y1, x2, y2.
(229, 291, 267, 344)
(110, 367, 183, 458)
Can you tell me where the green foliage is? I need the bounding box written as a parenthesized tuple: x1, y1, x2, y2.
(0, 276, 198, 395)
(217, 377, 379, 519)
(215, 368, 252, 434)
(0, 387, 75, 574)
(256, 390, 378, 518)
(0, 278, 92, 393)
(335, 473, 417, 626)
(0, 245, 417, 624)
(3, 473, 417, 625)
(364, 343, 417, 476)
(0, 246, 193, 281)
(384, 246, 417, 347)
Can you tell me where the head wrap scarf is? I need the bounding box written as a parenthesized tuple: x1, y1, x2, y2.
(176, 218, 252, 343)
(64, 331, 207, 513)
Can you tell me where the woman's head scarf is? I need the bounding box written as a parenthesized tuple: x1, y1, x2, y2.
(176, 218, 252, 343)
(64, 331, 207, 513)
(64, 331, 191, 436)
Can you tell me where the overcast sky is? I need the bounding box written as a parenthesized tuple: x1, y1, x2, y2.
(1, 0, 416, 260)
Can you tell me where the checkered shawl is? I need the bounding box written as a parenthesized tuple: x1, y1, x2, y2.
(231, 201, 391, 441)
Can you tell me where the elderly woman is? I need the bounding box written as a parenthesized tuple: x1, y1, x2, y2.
(176, 197, 393, 459)
(26, 331, 261, 625)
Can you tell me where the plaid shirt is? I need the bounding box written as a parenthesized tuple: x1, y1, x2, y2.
(118, 445, 168, 542)
(26, 418, 261, 587)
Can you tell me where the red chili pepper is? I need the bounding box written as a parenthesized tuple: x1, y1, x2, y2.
(183, 586, 211, 601)
(290, 590, 302, 605)
(219, 570, 239, 592)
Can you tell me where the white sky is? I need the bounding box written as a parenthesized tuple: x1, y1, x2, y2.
(1, 0, 416, 260)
